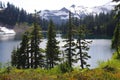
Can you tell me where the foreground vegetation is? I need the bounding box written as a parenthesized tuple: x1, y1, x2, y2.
(0, 52, 120, 80)
(0, 67, 120, 80)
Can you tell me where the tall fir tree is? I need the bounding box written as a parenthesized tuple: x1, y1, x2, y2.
(19, 31, 30, 68)
(63, 11, 76, 68)
(112, 22, 120, 56)
(30, 10, 43, 68)
(11, 11, 44, 69)
(46, 20, 60, 69)
(11, 31, 30, 68)
(76, 25, 91, 69)
(112, 0, 120, 56)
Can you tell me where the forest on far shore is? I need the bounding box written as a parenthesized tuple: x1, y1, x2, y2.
(0, 1, 117, 38)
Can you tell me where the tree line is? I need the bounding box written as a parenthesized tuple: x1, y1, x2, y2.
(0, 1, 49, 30)
(0, 2, 33, 28)
(11, 11, 91, 72)
(0, 1, 118, 38)
(61, 11, 116, 38)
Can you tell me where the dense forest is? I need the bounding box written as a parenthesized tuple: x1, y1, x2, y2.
(61, 12, 116, 38)
(0, 1, 117, 38)
(0, 1, 48, 29)
(0, 2, 34, 28)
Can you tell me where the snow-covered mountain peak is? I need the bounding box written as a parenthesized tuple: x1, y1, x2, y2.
(39, 1, 115, 24)
(60, 7, 69, 12)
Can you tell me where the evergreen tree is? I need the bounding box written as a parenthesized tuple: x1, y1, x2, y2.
(19, 31, 30, 68)
(113, 0, 120, 22)
(63, 11, 76, 68)
(46, 20, 60, 69)
(76, 25, 91, 69)
(11, 47, 18, 67)
(30, 11, 43, 68)
(112, 22, 120, 56)
(112, 0, 120, 56)
(11, 11, 44, 69)
(11, 31, 30, 69)
(0, 1, 5, 8)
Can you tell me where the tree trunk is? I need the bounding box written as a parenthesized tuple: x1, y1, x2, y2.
(78, 39, 84, 69)
(68, 11, 72, 68)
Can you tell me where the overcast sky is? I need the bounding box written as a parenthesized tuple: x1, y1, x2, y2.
(1, 0, 112, 13)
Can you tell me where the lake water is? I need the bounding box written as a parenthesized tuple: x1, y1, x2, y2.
(0, 34, 114, 68)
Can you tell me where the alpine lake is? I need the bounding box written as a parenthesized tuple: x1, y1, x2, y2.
(0, 34, 114, 68)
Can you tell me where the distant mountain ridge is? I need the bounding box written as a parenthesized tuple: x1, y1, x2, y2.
(38, 1, 115, 24)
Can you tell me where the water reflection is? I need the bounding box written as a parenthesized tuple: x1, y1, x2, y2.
(0, 34, 15, 41)
(0, 34, 115, 68)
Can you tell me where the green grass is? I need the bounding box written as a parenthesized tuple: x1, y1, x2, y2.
(1, 52, 120, 80)
(99, 52, 120, 70)
(1, 68, 120, 80)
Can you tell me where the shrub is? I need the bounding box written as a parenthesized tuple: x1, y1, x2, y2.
(103, 65, 115, 72)
(58, 62, 73, 73)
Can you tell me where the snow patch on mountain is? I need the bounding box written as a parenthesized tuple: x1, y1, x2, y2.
(39, 7, 69, 20)
(0, 26, 16, 34)
(39, 1, 116, 24)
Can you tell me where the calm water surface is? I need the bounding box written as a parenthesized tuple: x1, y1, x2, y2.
(0, 34, 114, 68)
